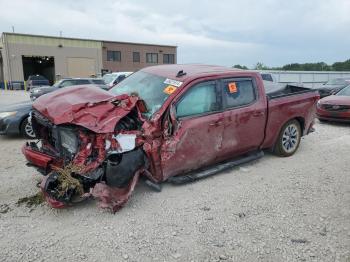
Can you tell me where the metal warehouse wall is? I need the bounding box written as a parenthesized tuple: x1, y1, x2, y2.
(261, 70, 350, 88)
(1, 33, 103, 82)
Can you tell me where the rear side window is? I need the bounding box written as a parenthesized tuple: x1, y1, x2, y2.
(223, 79, 256, 108)
(261, 73, 273, 82)
(176, 82, 218, 118)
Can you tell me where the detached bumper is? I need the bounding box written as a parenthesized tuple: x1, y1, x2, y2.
(22, 143, 55, 170)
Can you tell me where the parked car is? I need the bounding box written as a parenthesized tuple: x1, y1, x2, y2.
(22, 64, 319, 212)
(317, 77, 350, 98)
(103, 72, 133, 89)
(27, 75, 50, 90)
(260, 72, 276, 82)
(30, 78, 108, 100)
(316, 84, 350, 122)
(0, 101, 35, 138)
(0, 82, 108, 138)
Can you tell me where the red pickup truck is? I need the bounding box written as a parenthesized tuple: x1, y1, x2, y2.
(22, 64, 319, 212)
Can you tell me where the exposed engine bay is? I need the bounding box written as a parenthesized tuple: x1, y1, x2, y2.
(24, 92, 158, 212)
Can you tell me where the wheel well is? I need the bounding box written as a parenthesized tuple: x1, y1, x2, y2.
(19, 114, 29, 132)
(294, 117, 305, 133)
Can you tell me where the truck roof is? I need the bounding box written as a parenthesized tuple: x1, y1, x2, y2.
(142, 64, 250, 83)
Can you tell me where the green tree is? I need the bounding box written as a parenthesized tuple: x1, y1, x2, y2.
(254, 62, 268, 70)
(233, 64, 248, 70)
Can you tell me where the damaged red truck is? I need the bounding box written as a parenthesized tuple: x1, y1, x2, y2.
(22, 64, 319, 212)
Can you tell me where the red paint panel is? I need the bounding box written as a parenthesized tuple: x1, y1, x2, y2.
(161, 112, 225, 180)
(22, 144, 54, 169)
(262, 92, 319, 149)
(33, 86, 141, 133)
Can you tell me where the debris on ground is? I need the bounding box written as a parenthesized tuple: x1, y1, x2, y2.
(291, 238, 310, 244)
(16, 192, 45, 208)
(0, 204, 11, 214)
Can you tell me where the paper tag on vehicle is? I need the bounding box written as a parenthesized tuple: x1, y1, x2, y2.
(228, 82, 238, 93)
(163, 85, 177, 95)
(164, 78, 183, 87)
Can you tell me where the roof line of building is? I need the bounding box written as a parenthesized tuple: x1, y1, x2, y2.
(1, 32, 177, 48)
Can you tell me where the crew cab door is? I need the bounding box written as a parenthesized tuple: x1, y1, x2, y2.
(220, 77, 266, 157)
(160, 80, 224, 180)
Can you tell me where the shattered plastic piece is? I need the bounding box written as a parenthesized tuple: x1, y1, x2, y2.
(112, 134, 136, 153)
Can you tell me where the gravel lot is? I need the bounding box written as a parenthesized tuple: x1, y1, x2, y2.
(0, 90, 349, 262)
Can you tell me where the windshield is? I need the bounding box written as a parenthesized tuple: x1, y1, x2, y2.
(110, 71, 170, 118)
(336, 85, 350, 96)
(325, 78, 347, 85)
(103, 74, 115, 84)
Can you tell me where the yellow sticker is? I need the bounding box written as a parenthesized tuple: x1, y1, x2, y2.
(228, 82, 238, 93)
(163, 85, 177, 95)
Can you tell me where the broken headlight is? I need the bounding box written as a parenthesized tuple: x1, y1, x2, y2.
(60, 128, 78, 154)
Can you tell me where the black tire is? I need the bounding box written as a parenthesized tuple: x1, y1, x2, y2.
(20, 117, 36, 139)
(274, 119, 301, 157)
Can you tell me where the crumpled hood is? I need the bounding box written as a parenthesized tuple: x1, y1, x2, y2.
(32, 85, 140, 133)
(319, 95, 350, 106)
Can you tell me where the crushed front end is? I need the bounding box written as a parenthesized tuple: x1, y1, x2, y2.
(22, 88, 151, 212)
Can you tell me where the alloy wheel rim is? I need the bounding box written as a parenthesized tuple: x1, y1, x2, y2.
(282, 124, 299, 153)
(25, 121, 35, 138)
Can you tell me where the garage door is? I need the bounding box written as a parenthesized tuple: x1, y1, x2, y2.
(67, 57, 96, 78)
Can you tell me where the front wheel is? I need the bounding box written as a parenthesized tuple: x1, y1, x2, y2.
(274, 120, 301, 157)
(20, 117, 36, 139)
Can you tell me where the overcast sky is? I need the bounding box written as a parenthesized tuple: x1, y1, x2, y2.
(1, 0, 349, 68)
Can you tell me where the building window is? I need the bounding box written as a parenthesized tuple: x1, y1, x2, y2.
(107, 50, 121, 61)
(146, 53, 158, 63)
(133, 52, 140, 62)
(163, 54, 175, 64)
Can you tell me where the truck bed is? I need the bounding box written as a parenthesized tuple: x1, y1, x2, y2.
(265, 82, 315, 99)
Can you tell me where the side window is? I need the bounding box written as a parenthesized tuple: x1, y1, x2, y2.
(60, 80, 74, 88)
(74, 80, 90, 85)
(223, 79, 256, 108)
(176, 82, 218, 118)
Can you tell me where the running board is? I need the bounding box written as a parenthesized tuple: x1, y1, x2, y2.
(167, 150, 264, 184)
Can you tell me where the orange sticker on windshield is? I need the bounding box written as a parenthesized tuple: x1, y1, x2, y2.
(228, 82, 238, 93)
(163, 85, 177, 95)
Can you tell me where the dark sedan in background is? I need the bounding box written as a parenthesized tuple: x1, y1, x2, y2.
(317, 84, 350, 122)
(30, 78, 107, 100)
(0, 101, 35, 138)
(1, 82, 109, 138)
(317, 77, 350, 98)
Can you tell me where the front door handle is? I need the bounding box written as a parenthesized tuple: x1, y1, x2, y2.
(253, 111, 264, 117)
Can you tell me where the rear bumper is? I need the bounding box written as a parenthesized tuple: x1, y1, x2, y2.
(22, 143, 55, 170)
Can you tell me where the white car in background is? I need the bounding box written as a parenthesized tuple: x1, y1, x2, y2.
(103, 72, 133, 89)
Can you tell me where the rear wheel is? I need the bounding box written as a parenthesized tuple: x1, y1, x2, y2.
(20, 117, 36, 139)
(274, 120, 301, 157)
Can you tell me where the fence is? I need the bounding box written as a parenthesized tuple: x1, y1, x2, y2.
(261, 70, 350, 88)
(0, 81, 27, 91)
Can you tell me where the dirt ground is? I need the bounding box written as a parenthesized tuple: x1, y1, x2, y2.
(0, 90, 349, 262)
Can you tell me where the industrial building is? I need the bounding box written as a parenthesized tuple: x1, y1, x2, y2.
(0, 32, 177, 88)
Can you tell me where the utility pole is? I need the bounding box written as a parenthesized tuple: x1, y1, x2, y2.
(12, 26, 15, 33)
